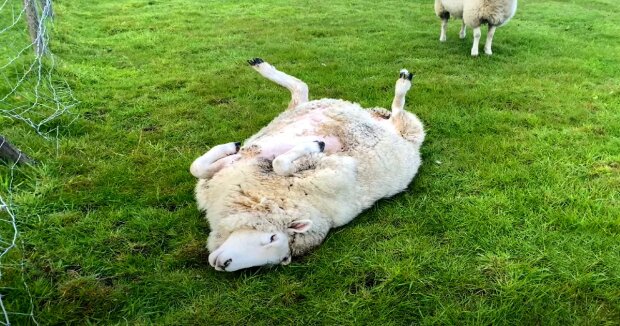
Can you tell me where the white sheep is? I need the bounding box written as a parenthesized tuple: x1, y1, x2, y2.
(191, 58, 425, 272)
(434, 0, 518, 56)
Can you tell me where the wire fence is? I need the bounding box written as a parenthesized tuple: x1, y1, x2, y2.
(1, 0, 77, 137)
(1, 0, 74, 324)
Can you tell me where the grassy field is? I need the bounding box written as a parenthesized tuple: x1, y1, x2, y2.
(1, 0, 620, 324)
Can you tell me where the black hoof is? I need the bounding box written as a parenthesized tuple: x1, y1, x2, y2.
(248, 58, 264, 66)
(399, 71, 414, 81)
(234, 142, 241, 152)
(314, 140, 325, 152)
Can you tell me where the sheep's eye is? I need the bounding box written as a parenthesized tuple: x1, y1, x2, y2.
(270, 234, 277, 243)
(282, 256, 289, 262)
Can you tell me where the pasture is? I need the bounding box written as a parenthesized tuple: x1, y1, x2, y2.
(1, 0, 619, 324)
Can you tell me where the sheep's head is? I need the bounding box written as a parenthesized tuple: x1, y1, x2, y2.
(208, 219, 312, 272)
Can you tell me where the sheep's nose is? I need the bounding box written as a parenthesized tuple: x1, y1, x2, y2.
(217, 258, 232, 270)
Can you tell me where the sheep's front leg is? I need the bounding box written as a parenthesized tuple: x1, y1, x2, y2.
(190, 142, 240, 179)
(248, 58, 309, 110)
(439, 18, 448, 42)
(471, 26, 481, 56)
(272, 141, 325, 176)
(199, 154, 241, 180)
(484, 25, 497, 55)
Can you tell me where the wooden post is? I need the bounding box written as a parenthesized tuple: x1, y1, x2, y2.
(0, 136, 34, 164)
(24, 0, 46, 56)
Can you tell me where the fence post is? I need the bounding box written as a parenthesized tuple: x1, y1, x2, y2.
(23, 0, 46, 56)
(0, 136, 34, 164)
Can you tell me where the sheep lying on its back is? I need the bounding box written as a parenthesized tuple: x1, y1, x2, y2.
(435, 0, 518, 56)
(191, 58, 425, 272)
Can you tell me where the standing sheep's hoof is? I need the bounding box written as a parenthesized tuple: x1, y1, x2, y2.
(248, 58, 264, 66)
(484, 48, 493, 56)
(399, 69, 414, 81)
(439, 36, 447, 42)
(471, 49, 479, 57)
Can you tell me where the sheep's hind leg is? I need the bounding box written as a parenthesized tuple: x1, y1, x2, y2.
(390, 70, 425, 145)
(391, 69, 414, 115)
(272, 141, 325, 176)
(484, 25, 496, 55)
(459, 21, 467, 39)
(190, 142, 240, 179)
(248, 58, 309, 110)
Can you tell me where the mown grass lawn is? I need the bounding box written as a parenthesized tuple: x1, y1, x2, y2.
(1, 0, 620, 324)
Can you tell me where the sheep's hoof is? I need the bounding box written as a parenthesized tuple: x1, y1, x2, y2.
(399, 69, 414, 81)
(314, 140, 325, 152)
(247, 58, 264, 66)
(234, 142, 241, 153)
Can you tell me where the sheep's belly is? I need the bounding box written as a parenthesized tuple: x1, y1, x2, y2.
(499, 0, 518, 26)
(440, 0, 464, 17)
(247, 108, 343, 159)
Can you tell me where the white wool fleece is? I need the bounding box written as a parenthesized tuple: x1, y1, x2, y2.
(196, 99, 425, 257)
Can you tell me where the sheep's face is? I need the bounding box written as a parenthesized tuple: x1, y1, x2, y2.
(208, 220, 312, 272)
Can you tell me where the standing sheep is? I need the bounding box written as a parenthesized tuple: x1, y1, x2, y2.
(434, 0, 518, 56)
(191, 58, 425, 272)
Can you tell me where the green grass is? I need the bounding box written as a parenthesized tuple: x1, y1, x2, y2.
(1, 0, 620, 324)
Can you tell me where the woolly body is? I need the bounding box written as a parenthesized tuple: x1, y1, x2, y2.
(434, 0, 518, 55)
(196, 98, 424, 257)
(435, 0, 517, 27)
(192, 60, 424, 271)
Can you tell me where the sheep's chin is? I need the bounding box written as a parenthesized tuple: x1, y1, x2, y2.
(208, 229, 290, 272)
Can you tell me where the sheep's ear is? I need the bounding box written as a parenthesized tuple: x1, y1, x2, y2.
(288, 219, 313, 233)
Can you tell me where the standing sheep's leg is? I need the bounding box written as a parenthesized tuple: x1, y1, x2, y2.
(391, 69, 414, 115)
(439, 18, 448, 42)
(471, 26, 482, 56)
(484, 25, 497, 55)
(272, 141, 325, 176)
(248, 58, 309, 110)
(459, 21, 467, 39)
(190, 142, 240, 178)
